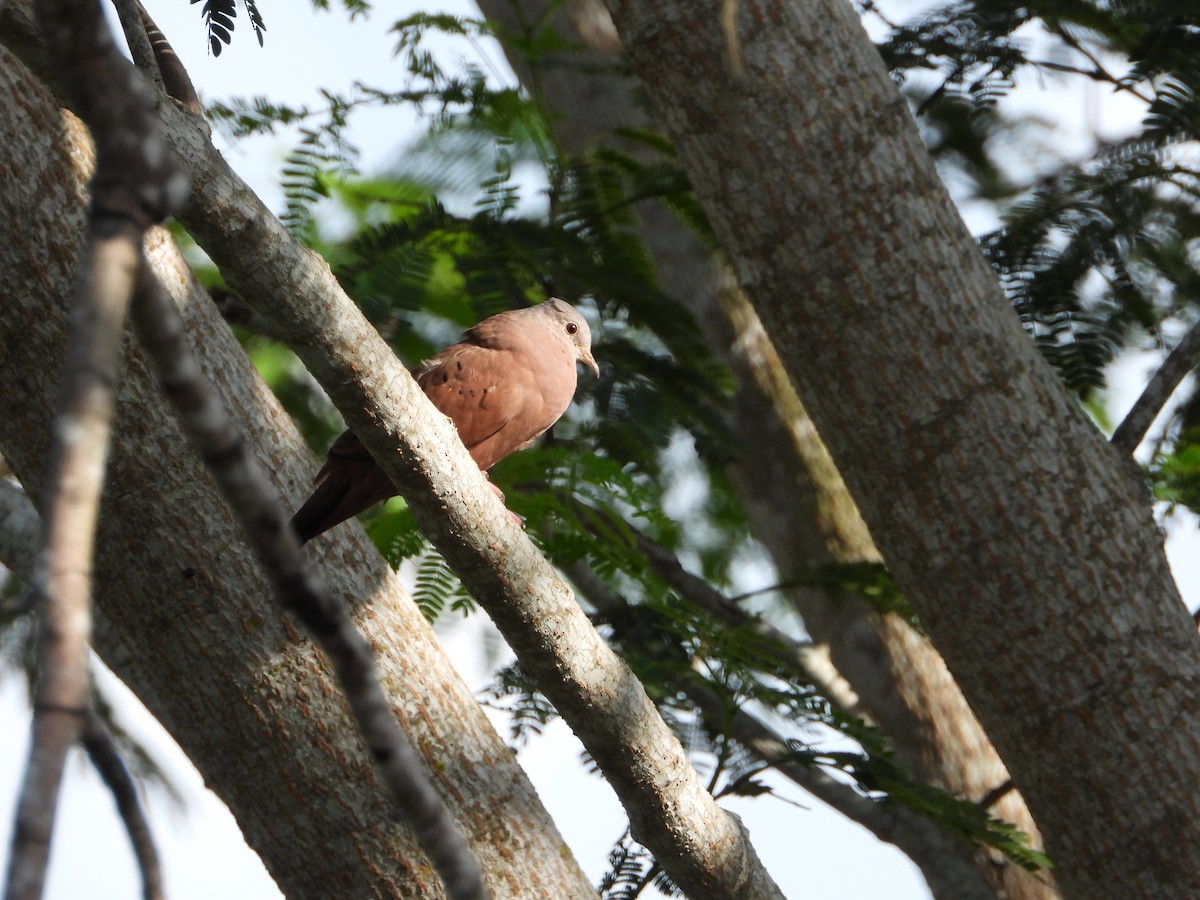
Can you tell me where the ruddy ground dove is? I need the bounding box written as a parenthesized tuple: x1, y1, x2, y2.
(290, 298, 599, 543)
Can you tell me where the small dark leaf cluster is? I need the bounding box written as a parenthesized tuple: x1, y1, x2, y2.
(597, 830, 682, 899)
(190, 0, 264, 56)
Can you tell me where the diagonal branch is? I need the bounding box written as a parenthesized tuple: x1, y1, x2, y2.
(568, 497, 860, 714)
(80, 707, 164, 900)
(1110, 319, 1200, 456)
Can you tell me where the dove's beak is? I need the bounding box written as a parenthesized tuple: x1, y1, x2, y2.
(580, 350, 600, 378)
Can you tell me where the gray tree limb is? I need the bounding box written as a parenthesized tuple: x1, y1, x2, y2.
(602, 1, 1200, 896)
(1110, 319, 1200, 456)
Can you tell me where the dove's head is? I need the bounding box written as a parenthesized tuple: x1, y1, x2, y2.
(539, 297, 600, 378)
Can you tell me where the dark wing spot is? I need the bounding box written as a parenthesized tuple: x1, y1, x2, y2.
(456, 361, 463, 371)
(440, 373, 449, 383)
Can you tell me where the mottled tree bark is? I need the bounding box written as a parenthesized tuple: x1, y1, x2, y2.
(602, 1, 1200, 897)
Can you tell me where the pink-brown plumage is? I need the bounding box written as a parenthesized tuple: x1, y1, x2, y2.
(290, 298, 598, 543)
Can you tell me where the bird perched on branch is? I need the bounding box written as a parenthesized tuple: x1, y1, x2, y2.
(290, 298, 599, 543)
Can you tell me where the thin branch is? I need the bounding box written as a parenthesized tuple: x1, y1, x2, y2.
(569, 498, 861, 715)
(128, 262, 487, 900)
(1111, 319, 1200, 456)
(1026, 58, 1155, 107)
(1047, 25, 1154, 106)
(81, 707, 163, 900)
(7, 187, 140, 900)
(567, 559, 996, 900)
(978, 779, 1016, 811)
(6, 0, 184, 893)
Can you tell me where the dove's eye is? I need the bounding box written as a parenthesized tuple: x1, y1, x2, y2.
(565, 322, 579, 335)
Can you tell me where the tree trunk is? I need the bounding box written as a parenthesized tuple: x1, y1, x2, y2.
(601, 1, 1200, 897)
(0, 44, 596, 900)
(476, 1, 1050, 896)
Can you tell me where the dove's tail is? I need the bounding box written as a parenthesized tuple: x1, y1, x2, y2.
(290, 440, 395, 544)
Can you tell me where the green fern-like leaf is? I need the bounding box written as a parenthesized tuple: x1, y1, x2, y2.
(482, 663, 560, 744)
(412, 547, 471, 622)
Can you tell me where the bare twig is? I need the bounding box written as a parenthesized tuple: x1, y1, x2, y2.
(1111, 320, 1200, 456)
(567, 560, 996, 899)
(685, 686, 998, 900)
(128, 262, 487, 900)
(568, 498, 860, 713)
(81, 708, 164, 900)
(978, 779, 1016, 811)
(1047, 25, 1154, 106)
